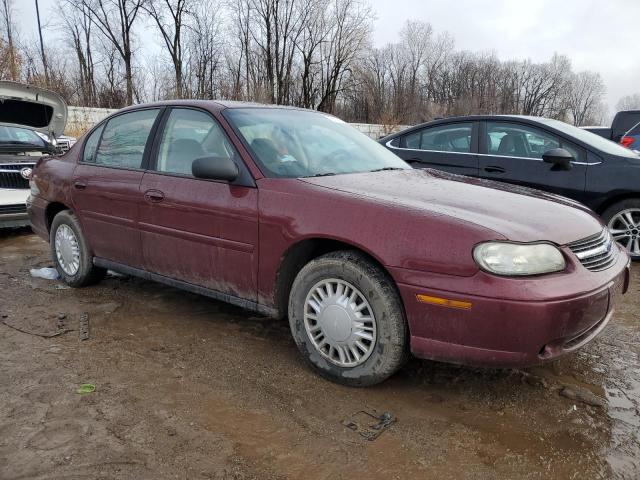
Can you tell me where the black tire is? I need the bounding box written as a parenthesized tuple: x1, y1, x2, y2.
(50, 210, 106, 287)
(601, 199, 640, 260)
(288, 250, 408, 386)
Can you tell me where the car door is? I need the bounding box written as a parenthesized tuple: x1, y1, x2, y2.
(385, 122, 479, 176)
(138, 107, 259, 300)
(478, 120, 587, 201)
(72, 108, 162, 268)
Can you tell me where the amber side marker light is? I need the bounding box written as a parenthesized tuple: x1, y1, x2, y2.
(416, 294, 472, 310)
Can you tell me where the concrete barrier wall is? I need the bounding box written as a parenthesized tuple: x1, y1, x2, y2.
(66, 106, 119, 137)
(349, 123, 410, 139)
(65, 106, 410, 139)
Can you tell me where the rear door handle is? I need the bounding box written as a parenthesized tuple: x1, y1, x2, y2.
(74, 181, 87, 190)
(406, 158, 422, 165)
(144, 189, 165, 203)
(484, 166, 506, 174)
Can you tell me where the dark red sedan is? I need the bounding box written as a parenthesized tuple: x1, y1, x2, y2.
(27, 101, 631, 385)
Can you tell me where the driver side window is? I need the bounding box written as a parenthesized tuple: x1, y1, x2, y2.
(402, 123, 473, 153)
(155, 108, 236, 176)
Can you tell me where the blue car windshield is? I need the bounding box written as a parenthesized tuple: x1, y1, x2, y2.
(223, 108, 410, 178)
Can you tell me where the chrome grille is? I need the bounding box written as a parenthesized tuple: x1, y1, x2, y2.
(568, 228, 616, 272)
(0, 163, 35, 189)
(0, 203, 27, 215)
(56, 139, 71, 152)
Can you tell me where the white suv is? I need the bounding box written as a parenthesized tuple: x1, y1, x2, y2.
(0, 81, 74, 228)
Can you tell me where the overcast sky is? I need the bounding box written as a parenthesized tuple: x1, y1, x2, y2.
(14, 0, 640, 116)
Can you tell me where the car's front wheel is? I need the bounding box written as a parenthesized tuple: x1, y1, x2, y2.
(602, 199, 640, 259)
(288, 251, 408, 386)
(50, 210, 106, 287)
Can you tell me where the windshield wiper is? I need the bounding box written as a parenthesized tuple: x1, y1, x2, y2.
(369, 167, 405, 172)
(305, 172, 336, 177)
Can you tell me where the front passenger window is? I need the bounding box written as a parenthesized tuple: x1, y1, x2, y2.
(155, 109, 237, 176)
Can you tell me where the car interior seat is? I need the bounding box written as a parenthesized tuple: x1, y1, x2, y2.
(497, 134, 528, 157)
(166, 138, 204, 174)
(251, 138, 281, 171)
(432, 132, 450, 151)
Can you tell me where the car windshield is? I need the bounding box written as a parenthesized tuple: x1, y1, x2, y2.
(539, 118, 639, 158)
(223, 108, 410, 178)
(0, 125, 47, 148)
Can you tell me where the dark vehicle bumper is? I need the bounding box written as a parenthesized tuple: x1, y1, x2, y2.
(391, 246, 631, 367)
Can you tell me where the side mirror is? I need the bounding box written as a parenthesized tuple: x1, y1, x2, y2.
(192, 156, 239, 182)
(542, 148, 573, 171)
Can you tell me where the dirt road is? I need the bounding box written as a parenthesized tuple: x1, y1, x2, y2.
(1, 229, 639, 479)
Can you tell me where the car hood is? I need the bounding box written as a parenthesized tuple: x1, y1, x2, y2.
(300, 168, 602, 245)
(0, 81, 67, 138)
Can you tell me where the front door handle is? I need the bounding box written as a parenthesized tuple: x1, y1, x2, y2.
(144, 189, 165, 203)
(484, 166, 506, 174)
(74, 181, 87, 190)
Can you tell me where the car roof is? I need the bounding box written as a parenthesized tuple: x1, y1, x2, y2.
(117, 99, 311, 114)
(381, 115, 560, 140)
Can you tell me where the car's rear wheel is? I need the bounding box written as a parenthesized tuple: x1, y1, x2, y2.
(602, 199, 640, 259)
(50, 210, 106, 287)
(288, 251, 408, 386)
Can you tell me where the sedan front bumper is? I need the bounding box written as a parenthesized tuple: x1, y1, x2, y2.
(391, 245, 630, 368)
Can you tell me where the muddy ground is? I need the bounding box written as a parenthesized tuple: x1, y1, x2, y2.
(1, 229, 639, 480)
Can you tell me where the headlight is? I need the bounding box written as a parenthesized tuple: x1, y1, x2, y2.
(473, 242, 566, 276)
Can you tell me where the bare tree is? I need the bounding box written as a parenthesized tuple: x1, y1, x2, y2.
(296, 0, 329, 108)
(400, 20, 431, 112)
(616, 93, 640, 112)
(5, 0, 608, 128)
(567, 71, 605, 126)
(35, 0, 49, 85)
(79, 0, 146, 105)
(144, 0, 191, 98)
(185, 0, 223, 99)
(59, 0, 98, 105)
(0, 0, 19, 81)
(249, 0, 310, 104)
(316, 0, 371, 113)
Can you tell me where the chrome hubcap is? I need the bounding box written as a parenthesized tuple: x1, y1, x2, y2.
(54, 224, 80, 276)
(303, 278, 377, 367)
(609, 209, 640, 256)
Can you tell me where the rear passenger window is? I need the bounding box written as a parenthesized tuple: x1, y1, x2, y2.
(82, 124, 104, 163)
(403, 123, 473, 153)
(94, 109, 160, 169)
